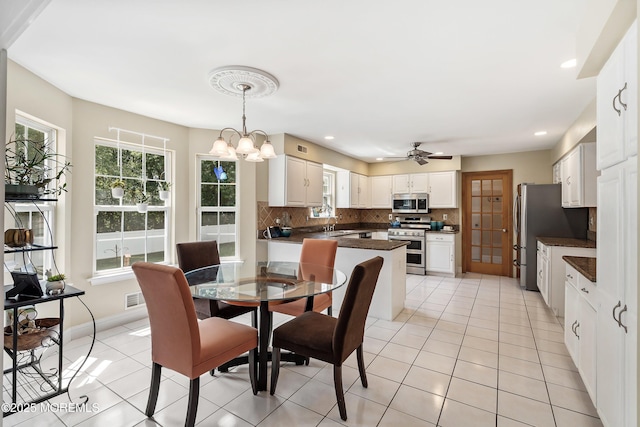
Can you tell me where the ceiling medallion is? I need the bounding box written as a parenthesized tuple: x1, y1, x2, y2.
(208, 66, 279, 98)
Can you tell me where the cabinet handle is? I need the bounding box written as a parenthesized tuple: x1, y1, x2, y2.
(618, 82, 628, 112)
(580, 287, 589, 294)
(566, 274, 573, 280)
(612, 301, 622, 326)
(618, 304, 628, 333)
(566, 176, 571, 185)
(575, 322, 580, 339)
(571, 320, 577, 334)
(613, 90, 622, 116)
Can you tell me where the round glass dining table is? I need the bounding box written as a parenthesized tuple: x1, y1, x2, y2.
(184, 261, 347, 391)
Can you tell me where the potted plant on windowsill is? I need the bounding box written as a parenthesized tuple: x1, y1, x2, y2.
(45, 273, 66, 295)
(158, 181, 171, 201)
(5, 136, 72, 199)
(134, 190, 150, 213)
(111, 179, 125, 198)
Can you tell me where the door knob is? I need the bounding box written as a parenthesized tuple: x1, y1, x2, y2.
(502, 229, 507, 233)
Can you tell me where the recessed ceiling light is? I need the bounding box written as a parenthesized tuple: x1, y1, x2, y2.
(434, 152, 444, 155)
(324, 136, 335, 140)
(561, 59, 577, 69)
(376, 157, 384, 161)
(534, 131, 547, 136)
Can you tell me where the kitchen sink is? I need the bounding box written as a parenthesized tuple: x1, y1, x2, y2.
(325, 229, 359, 237)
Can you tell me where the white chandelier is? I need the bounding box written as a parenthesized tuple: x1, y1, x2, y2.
(208, 66, 279, 162)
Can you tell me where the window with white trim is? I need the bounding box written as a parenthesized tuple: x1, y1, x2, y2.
(94, 139, 171, 274)
(196, 156, 238, 258)
(4, 118, 57, 276)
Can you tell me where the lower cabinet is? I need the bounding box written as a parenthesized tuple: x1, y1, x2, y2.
(564, 263, 598, 406)
(426, 233, 455, 276)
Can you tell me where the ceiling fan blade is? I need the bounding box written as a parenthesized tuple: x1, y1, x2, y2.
(415, 157, 428, 165)
(427, 155, 453, 160)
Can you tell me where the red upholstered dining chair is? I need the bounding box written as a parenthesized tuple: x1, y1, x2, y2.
(270, 238, 338, 316)
(132, 262, 258, 427)
(270, 256, 384, 421)
(176, 241, 257, 324)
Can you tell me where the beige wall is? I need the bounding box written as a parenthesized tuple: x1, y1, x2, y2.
(551, 99, 597, 164)
(462, 149, 553, 188)
(369, 156, 462, 175)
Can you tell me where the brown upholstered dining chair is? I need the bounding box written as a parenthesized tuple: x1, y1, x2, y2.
(270, 238, 338, 316)
(176, 240, 257, 323)
(270, 256, 384, 421)
(132, 262, 258, 427)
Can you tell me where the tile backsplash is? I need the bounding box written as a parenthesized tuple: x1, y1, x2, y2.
(257, 202, 458, 231)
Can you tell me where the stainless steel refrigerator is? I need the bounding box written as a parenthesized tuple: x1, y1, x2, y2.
(513, 183, 588, 291)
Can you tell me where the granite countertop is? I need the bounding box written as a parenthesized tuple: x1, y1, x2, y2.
(537, 237, 596, 248)
(261, 230, 409, 251)
(563, 256, 597, 282)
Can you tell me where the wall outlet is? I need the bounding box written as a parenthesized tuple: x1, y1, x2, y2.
(388, 214, 393, 220)
(443, 214, 448, 220)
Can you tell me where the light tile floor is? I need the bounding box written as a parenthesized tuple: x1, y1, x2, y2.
(3, 273, 603, 426)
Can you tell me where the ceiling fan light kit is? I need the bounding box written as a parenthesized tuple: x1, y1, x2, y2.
(208, 66, 279, 161)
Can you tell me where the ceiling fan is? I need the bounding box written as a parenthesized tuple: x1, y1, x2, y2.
(390, 142, 453, 165)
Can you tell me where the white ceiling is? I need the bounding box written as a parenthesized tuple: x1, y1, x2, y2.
(6, 0, 595, 162)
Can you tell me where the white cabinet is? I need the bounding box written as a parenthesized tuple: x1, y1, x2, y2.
(564, 263, 598, 404)
(596, 22, 637, 171)
(392, 173, 428, 194)
(560, 143, 597, 208)
(552, 161, 562, 184)
(536, 241, 596, 317)
(392, 171, 457, 208)
(427, 171, 458, 208)
(370, 176, 393, 208)
(426, 233, 455, 276)
(596, 156, 637, 427)
(269, 155, 323, 207)
(337, 171, 369, 208)
(372, 231, 388, 240)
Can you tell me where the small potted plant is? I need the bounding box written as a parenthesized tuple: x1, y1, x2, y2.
(45, 273, 65, 295)
(134, 190, 150, 212)
(158, 181, 171, 201)
(111, 179, 125, 198)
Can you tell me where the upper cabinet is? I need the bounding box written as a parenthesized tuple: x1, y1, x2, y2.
(337, 171, 370, 208)
(428, 171, 458, 208)
(597, 21, 637, 170)
(269, 155, 323, 207)
(559, 143, 597, 208)
(392, 171, 457, 208)
(370, 175, 393, 209)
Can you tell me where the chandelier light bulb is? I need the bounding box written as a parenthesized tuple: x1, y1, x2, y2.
(245, 151, 264, 162)
(220, 144, 238, 160)
(210, 137, 230, 156)
(236, 136, 256, 154)
(260, 140, 277, 159)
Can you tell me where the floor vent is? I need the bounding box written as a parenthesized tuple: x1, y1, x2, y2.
(297, 144, 308, 154)
(125, 291, 145, 309)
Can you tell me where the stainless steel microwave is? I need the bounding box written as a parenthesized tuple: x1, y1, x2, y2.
(392, 193, 429, 213)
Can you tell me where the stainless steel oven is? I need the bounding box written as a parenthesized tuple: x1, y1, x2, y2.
(388, 228, 426, 275)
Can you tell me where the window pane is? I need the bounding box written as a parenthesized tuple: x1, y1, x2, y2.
(471, 180, 481, 196)
(481, 180, 491, 195)
(219, 239, 235, 257)
(493, 231, 502, 246)
(471, 214, 480, 229)
(472, 196, 481, 212)
(95, 145, 119, 176)
(201, 184, 219, 207)
(482, 214, 491, 229)
(96, 176, 118, 205)
(121, 149, 143, 178)
(493, 196, 502, 212)
(148, 211, 165, 230)
(220, 212, 235, 226)
(493, 214, 502, 229)
(146, 153, 165, 179)
(97, 211, 122, 233)
(124, 211, 146, 232)
(492, 248, 502, 264)
(492, 179, 502, 196)
(471, 230, 480, 245)
(471, 246, 480, 262)
(201, 160, 217, 183)
(220, 185, 236, 207)
(147, 229, 165, 262)
(482, 196, 491, 211)
(221, 162, 236, 183)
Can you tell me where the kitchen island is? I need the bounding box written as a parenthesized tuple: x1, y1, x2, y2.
(264, 233, 407, 321)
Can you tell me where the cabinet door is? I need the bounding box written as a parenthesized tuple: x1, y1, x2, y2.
(597, 39, 626, 170)
(552, 162, 561, 184)
(426, 241, 454, 274)
(561, 157, 571, 207)
(567, 148, 582, 206)
(428, 171, 457, 208)
(350, 173, 360, 207)
(623, 22, 637, 159)
(578, 297, 597, 404)
(392, 174, 410, 193)
(410, 173, 429, 193)
(538, 252, 549, 307)
(597, 166, 624, 302)
(305, 161, 324, 206)
(564, 283, 579, 363)
(285, 156, 307, 206)
(370, 176, 393, 208)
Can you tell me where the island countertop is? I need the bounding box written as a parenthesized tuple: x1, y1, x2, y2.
(537, 237, 596, 248)
(563, 256, 597, 282)
(264, 232, 409, 251)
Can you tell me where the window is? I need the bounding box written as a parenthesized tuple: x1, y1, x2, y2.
(197, 157, 237, 258)
(4, 117, 57, 276)
(94, 139, 171, 274)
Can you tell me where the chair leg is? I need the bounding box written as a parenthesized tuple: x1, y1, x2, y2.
(186, 377, 200, 427)
(328, 305, 332, 316)
(249, 347, 258, 395)
(251, 308, 258, 328)
(270, 347, 281, 395)
(356, 344, 368, 388)
(334, 365, 347, 421)
(145, 362, 162, 417)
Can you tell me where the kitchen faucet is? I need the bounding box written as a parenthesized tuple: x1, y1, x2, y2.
(323, 216, 338, 232)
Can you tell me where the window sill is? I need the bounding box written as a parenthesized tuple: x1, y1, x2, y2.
(89, 270, 136, 286)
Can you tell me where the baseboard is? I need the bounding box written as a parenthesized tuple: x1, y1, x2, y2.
(65, 306, 148, 342)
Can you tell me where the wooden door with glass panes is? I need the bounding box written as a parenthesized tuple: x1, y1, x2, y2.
(462, 170, 513, 276)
